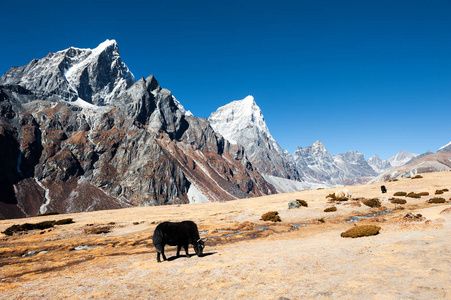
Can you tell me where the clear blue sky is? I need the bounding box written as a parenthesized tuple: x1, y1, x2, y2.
(1, 0, 450, 160)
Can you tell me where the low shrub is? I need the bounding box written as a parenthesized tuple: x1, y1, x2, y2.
(335, 197, 349, 201)
(411, 175, 423, 179)
(296, 199, 308, 207)
(261, 211, 281, 222)
(435, 190, 444, 195)
(324, 206, 337, 212)
(442, 188, 449, 192)
(393, 192, 407, 196)
(406, 192, 421, 198)
(341, 225, 381, 238)
(326, 193, 336, 199)
(2, 220, 56, 236)
(318, 218, 325, 223)
(362, 198, 381, 208)
(428, 197, 446, 204)
(390, 198, 407, 205)
(55, 218, 74, 225)
(417, 192, 429, 196)
(84, 225, 112, 235)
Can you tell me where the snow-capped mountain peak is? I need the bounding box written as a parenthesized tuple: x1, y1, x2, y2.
(0, 39, 135, 106)
(209, 95, 276, 148)
(62, 39, 135, 105)
(387, 150, 419, 167)
(438, 141, 451, 153)
(209, 95, 301, 180)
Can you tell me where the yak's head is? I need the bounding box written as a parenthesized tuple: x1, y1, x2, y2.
(194, 238, 207, 257)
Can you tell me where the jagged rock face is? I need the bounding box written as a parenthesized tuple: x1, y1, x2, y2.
(367, 154, 392, 174)
(209, 96, 301, 181)
(333, 151, 377, 185)
(209, 94, 378, 187)
(387, 150, 419, 167)
(0, 39, 134, 105)
(293, 141, 339, 183)
(0, 41, 274, 219)
(293, 141, 377, 186)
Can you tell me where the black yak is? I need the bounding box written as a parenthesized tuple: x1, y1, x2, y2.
(381, 185, 387, 193)
(152, 221, 206, 262)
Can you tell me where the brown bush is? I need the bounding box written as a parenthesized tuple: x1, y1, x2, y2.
(55, 218, 74, 225)
(335, 197, 349, 201)
(1, 219, 74, 236)
(326, 193, 336, 199)
(296, 199, 308, 207)
(261, 211, 281, 222)
(417, 192, 429, 196)
(411, 175, 423, 179)
(428, 197, 446, 204)
(84, 225, 113, 235)
(393, 192, 407, 196)
(324, 206, 337, 212)
(341, 225, 381, 238)
(362, 198, 381, 208)
(406, 192, 421, 198)
(435, 189, 444, 195)
(390, 198, 407, 205)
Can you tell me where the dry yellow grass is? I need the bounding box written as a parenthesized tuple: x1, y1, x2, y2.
(1, 171, 451, 299)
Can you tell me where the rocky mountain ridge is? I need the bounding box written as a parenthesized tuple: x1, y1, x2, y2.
(210, 98, 378, 187)
(209, 96, 301, 181)
(0, 40, 274, 219)
(1, 40, 448, 219)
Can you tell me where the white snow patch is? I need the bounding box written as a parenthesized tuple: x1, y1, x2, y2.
(187, 184, 210, 204)
(72, 98, 100, 109)
(36, 179, 52, 214)
(439, 141, 451, 151)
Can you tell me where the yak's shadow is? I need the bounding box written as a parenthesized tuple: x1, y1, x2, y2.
(167, 252, 216, 261)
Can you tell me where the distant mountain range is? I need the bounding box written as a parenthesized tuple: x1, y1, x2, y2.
(210, 95, 451, 189)
(0, 40, 449, 219)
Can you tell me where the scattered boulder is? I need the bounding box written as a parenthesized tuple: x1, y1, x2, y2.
(403, 213, 425, 221)
(288, 199, 308, 209)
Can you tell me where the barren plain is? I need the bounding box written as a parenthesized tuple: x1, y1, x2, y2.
(1, 171, 451, 299)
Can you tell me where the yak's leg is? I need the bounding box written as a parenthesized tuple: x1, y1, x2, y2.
(177, 245, 182, 257)
(184, 244, 190, 258)
(155, 245, 167, 262)
(161, 247, 167, 261)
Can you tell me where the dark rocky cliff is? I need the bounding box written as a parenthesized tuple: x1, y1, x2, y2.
(0, 41, 274, 219)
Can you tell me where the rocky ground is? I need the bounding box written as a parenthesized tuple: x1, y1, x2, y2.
(1, 171, 451, 299)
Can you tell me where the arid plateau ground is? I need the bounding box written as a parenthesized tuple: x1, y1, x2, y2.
(1, 171, 451, 299)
